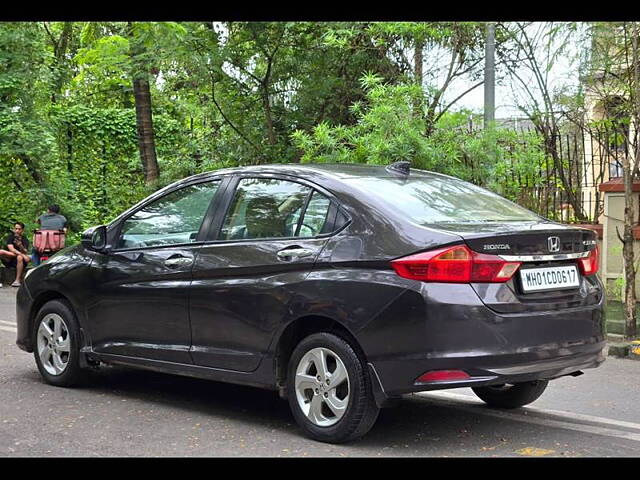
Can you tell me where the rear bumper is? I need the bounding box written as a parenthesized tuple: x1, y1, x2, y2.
(362, 283, 606, 400)
(370, 341, 605, 400)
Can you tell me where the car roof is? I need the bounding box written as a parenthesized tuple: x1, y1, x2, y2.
(184, 163, 439, 184)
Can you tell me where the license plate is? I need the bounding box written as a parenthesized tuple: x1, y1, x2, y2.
(519, 265, 580, 292)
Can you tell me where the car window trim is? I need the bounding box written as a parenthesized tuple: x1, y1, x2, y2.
(110, 177, 225, 253)
(320, 201, 339, 235)
(201, 230, 340, 246)
(206, 175, 241, 242)
(112, 241, 209, 254)
(294, 189, 315, 237)
(195, 176, 235, 243)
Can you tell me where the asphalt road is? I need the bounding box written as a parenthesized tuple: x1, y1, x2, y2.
(1, 287, 639, 457)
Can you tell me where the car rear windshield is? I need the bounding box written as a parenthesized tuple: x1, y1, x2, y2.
(350, 175, 541, 224)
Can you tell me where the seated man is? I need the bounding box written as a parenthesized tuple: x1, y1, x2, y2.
(244, 196, 286, 239)
(0, 222, 31, 287)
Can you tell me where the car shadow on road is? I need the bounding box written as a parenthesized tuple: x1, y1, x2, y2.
(78, 364, 295, 427)
(65, 364, 516, 449)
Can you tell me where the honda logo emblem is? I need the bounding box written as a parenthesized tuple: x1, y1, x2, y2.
(548, 236, 561, 253)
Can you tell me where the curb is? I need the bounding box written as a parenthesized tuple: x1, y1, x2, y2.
(606, 338, 640, 360)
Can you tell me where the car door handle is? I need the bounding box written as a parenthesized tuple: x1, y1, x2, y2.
(164, 256, 193, 269)
(276, 247, 315, 261)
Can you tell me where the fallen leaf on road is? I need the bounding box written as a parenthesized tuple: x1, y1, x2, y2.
(515, 447, 555, 457)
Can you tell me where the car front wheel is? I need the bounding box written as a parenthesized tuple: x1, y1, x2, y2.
(472, 380, 549, 409)
(33, 300, 86, 387)
(287, 332, 379, 443)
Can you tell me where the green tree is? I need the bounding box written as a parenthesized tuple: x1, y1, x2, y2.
(586, 22, 640, 339)
(292, 74, 546, 195)
(0, 23, 60, 231)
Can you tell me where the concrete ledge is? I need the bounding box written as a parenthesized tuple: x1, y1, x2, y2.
(605, 336, 640, 359)
(607, 342, 630, 358)
(0, 267, 16, 285)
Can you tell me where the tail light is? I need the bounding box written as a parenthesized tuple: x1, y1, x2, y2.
(391, 244, 521, 283)
(578, 246, 599, 276)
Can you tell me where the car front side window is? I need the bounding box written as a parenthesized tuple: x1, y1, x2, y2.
(118, 181, 220, 249)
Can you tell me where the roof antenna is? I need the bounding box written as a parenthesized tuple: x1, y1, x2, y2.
(386, 161, 411, 176)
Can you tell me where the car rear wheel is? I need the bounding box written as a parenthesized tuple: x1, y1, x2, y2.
(33, 300, 86, 387)
(472, 380, 549, 409)
(287, 332, 379, 443)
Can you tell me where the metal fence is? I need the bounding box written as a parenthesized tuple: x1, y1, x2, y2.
(489, 126, 626, 224)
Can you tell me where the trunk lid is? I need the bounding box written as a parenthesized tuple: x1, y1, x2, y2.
(427, 220, 596, 256)
(424, 220, 601, 314)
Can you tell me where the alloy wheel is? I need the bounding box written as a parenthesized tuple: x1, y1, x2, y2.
(37, 313, 70, 376)
(294, 347, 350, 427)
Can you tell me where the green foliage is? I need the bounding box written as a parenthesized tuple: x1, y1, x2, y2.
(0, 21, 550, 250)
(0, 22, 57, 235)
(293, 78, 547, 201)
(293, 81, 427, 166)
(48, 105, 144, 224)
(73, 35, 131, 106)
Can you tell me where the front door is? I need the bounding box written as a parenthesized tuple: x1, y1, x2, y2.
(87, 180, 223, 363)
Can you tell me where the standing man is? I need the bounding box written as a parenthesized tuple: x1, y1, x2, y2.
(0, 222, 31, 287)
(33, 205, 68, 265)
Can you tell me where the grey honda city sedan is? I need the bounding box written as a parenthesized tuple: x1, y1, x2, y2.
(16, 162, 605, 443)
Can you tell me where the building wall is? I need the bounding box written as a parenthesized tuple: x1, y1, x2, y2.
(602, 190, 640, 299)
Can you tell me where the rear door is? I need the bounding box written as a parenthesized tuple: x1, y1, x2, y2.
(189, 175, 340, 372)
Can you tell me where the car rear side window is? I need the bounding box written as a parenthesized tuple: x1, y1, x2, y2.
(220, 178, 310, 240)
(219, 178, 335, 240)
(298, 191, 331, 237)
(349, 175, 540, 224)
(117, 181, 220, 249)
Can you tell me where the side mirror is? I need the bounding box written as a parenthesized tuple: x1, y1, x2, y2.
(81, 225, 108, 252)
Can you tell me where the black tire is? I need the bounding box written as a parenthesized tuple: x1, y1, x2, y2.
(32, 299, 86, 387)
(287, 332, 379, 443)
(472, 380, 549, 409)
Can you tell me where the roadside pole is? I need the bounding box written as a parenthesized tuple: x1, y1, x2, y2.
(484, 22, 496, 129)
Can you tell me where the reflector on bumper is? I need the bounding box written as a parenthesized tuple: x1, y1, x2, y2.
(415, 370, 470, 383)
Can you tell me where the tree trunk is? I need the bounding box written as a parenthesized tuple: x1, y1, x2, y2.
(262, 91, 277, 146)
(18, 154, 47, 190)
(66, 125, 73, 173)
(133, 76, 159, 185)
(49, 22, 73, 104)
(260, 50, 277, 148)
(128, 21, 159, 185)
(413, 37, 423, 118)
(623, 21, 640, 339)
(622, 148, 637, 339)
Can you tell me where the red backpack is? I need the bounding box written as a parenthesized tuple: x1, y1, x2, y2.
(33, 230, 65, 254)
